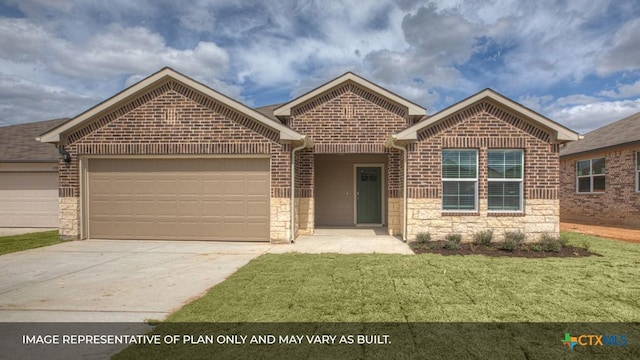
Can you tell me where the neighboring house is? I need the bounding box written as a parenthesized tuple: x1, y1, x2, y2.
(0, 118, 67, 227)
(38, 68, 579, 242)
(559, 112, 640, 227)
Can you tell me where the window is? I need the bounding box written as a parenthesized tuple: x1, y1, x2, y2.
(636, 151, 640, 192)
(488, 149, 524, 211)
(576, 157, 605, 193)
(442, 149, 477, 211)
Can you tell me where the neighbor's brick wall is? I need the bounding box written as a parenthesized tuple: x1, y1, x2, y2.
(405, 100, 561, 240)
(560, 145, 640, 227)
(58, 80, 291, 242)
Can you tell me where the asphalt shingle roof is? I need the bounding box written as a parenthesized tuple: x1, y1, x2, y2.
(560, 112, 640, 157)
(0, 119, 68, 162)
(254, 103, 284, 123)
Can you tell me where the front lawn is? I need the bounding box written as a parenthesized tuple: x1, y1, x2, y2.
(168, 232, 639, 322)
(0, 230, 62, 256)
(114, 232, 640, 359)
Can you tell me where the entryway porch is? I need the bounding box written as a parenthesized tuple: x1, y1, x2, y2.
(271, 226, 412, 254)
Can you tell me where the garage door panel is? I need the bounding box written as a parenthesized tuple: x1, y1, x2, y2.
(198, 202, 224, 215)
(224, 179, 247, 193)
(175, 200, 201, 215)
(0, 172, 59, 227)
(88, 158, 270, 241)
(223, 201, 246, 216)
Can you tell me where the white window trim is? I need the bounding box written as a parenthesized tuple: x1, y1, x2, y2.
(488, 149, 524, 213)
(576, 157, 605, 194)
(442, 149, 478, 212)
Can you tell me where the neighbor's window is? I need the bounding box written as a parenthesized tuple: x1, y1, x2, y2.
(576, 157, 605, 193)
(636, 151, 640, 192)
(488, 149, 524, 211)
(442, 149, 478, 211)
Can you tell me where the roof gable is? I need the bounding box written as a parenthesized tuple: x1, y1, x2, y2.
(560, 111, 640, 156)
(38, 68, 304, 144)
(393, 89, 579, 144)
(273, 72, 426, 119)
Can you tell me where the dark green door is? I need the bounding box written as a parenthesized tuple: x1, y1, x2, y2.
(356, 167, 382, 224)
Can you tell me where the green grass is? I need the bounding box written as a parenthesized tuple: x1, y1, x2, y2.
(0, 231, 62, 255)
(165, 232, 640, 323)
(114, 232, 640, 359)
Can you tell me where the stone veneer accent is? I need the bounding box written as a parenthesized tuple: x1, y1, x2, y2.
(270, 198, 291, 243)
(387, 198, 402, 236)
(296, 198, 314, 236)
(59, 197, 79, 240)
(407, 198, 559, 242)
(560, 145, 640, 227)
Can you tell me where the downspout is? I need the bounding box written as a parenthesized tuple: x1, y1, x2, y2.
(290, 137, 309, 243)
(388, 135, 408, 242)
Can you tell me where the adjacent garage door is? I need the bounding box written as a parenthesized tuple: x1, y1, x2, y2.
(87, 158, 270, 241)
(0, 172, 59, 227)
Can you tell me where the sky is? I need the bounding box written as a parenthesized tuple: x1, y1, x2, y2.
(1, 0, 640, 134)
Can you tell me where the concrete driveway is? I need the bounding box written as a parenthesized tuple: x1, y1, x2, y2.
(0, 228, 411, 323)
(0, 240, 272, 322)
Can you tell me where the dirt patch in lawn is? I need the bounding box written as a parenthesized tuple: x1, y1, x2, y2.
(560, 222, 640, 243)
(410, 241, 598, 258)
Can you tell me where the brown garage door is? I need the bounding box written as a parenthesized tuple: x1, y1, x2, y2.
(87, 158, 270, 241)
(0, 172, 59, 227)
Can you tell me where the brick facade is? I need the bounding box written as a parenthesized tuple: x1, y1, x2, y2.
(560, 144, 640, 227)
(405, 101, 561, 241)
(47, 69, 571, 243)
(287, 81, 408, 235)
(57, 80, 292, 241)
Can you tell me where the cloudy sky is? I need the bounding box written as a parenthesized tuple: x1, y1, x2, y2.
(1, 0, 639, 134)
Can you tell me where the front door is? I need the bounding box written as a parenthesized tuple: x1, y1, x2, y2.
(356, 167, 382, 224)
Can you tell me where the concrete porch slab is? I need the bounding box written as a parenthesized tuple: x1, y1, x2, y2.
(268, 227, 414, 255)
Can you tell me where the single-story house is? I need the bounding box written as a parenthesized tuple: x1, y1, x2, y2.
(37, 68, 579, 242)
(0, 118, 67, 227)
(560, 112, 640, 227)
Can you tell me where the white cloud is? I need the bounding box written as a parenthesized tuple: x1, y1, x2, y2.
(0, 0, 639, 130)
(0, 18, 231, 81)
(360, 4, 478, 102)
(519, 93, 640, 134)
(229, 0, 413, 101)
(554, 95, 602, 107)
(597, 18, 640, 75)
(401, 5, 477, 64)
(599, 79, 640, 99)
(517, 94, 554, 113)
(178, 3, 216, 34)
(549, 99, 640, 134)
(486, 1, 613, 91)
(0, 73, 99, 124)
(0, 16, 244, 123)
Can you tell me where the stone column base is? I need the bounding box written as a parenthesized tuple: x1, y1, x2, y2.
(59, 197, 80, 240)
